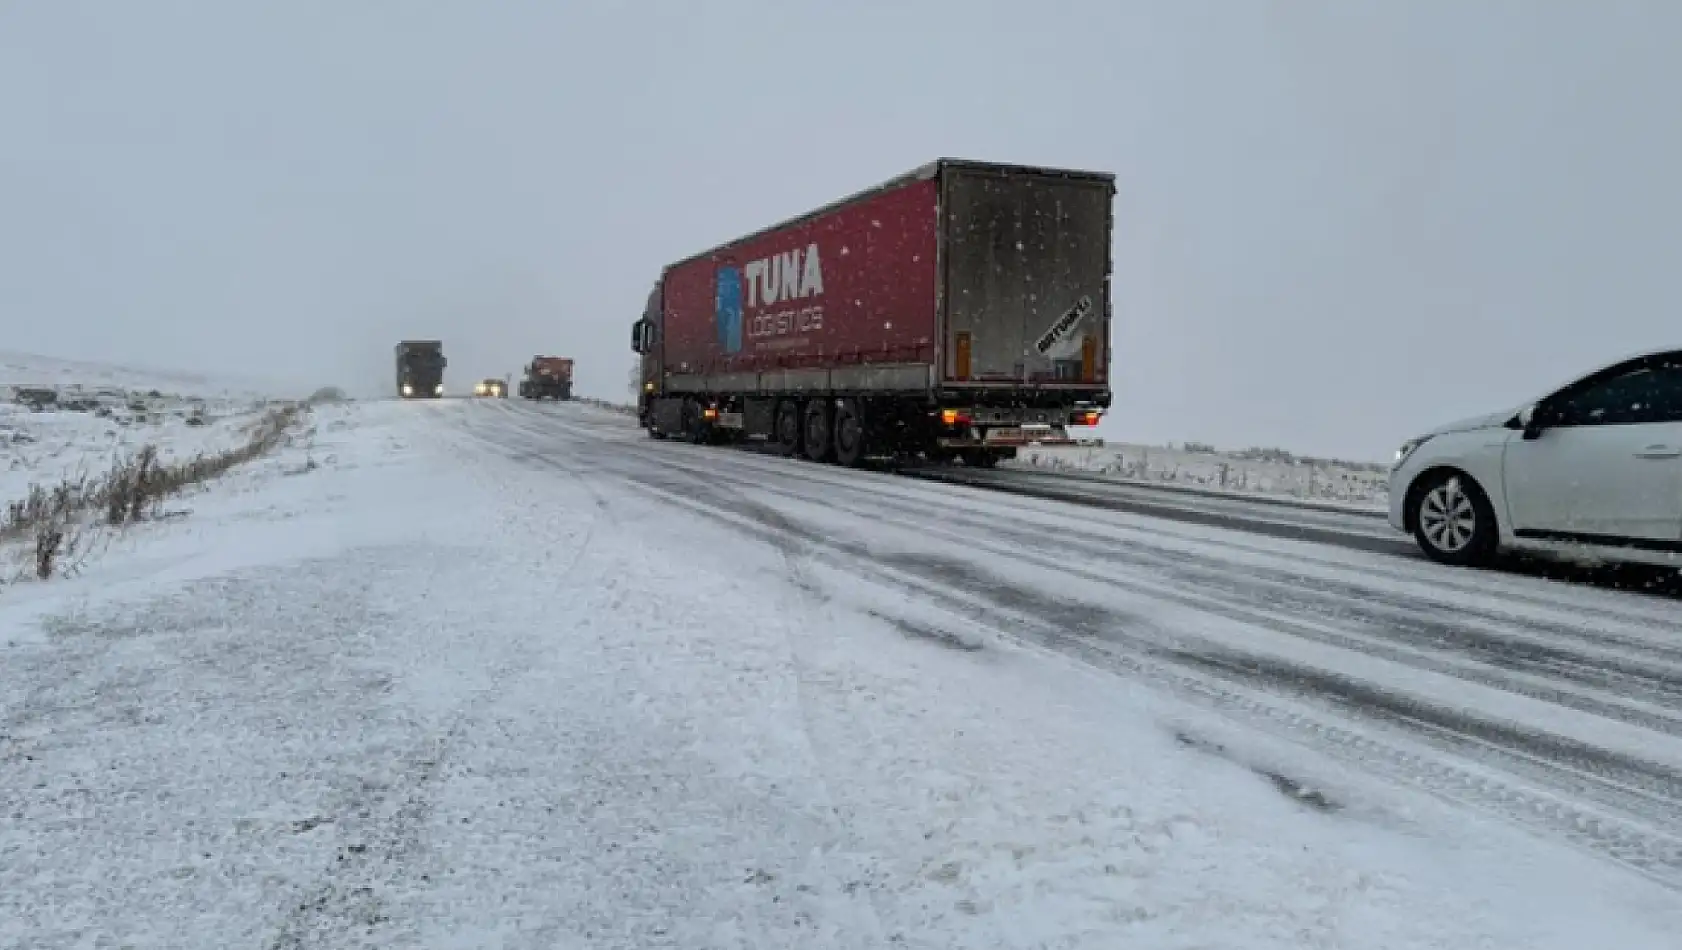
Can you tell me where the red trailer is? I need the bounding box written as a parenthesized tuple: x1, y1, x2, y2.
(631, 158, 1113, 467)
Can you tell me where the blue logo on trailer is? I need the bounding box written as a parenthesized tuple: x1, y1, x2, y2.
(715, 265, 743, 354)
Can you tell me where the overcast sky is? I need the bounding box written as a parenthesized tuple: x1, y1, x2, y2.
(3, 1, 1678, 460)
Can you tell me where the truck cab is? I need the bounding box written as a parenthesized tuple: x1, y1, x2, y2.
(518, 356, 575, 400)
(631, 280, 664, 430)
(395, 340, 447, 399)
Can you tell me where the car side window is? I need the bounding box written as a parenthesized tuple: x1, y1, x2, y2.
(1551, 359, 1682, 426)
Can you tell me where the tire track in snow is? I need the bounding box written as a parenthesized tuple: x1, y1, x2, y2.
(667, 485, 1682, 890)
(508, 411, 1682, 756)
(535, 406, 1682, 660)
(588, 409, 1682, 639)
(533, 432, 1682, 891)
(630, 441, 1682, 735)
(894, 501, 1682, 728)
(510, 409, 1682, 740)
(668, 439, 1682, 664)
(473, 404, 1682, 889)
(686, 464, 1682, 835)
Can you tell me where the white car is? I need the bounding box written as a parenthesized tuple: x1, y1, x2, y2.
(1388, 347, 1682, 568)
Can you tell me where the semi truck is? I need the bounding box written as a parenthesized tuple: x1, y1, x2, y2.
(519, 356, 574, 400)
(630, 158, 1112, 467)
(395, 340, 447, 399)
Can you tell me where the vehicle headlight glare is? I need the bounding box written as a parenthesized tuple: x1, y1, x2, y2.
(1394, 435, 1431, 465)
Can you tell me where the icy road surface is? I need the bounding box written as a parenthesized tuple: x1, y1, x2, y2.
(5, 398, 1682, 950)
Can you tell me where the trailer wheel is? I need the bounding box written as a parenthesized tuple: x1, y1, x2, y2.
(832, 400, 866, 467)
(774, 400, 803, 456)
(680, 399, 705, 444)
(803, 400, 833, 462)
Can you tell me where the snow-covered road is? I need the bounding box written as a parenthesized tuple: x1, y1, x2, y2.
(6, 397, 1682, 949)
(469, 402, 1682, 877)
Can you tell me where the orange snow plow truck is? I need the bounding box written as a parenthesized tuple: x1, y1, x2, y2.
(519, 356, 574, 401)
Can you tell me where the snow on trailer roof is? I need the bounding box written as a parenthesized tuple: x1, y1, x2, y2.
(662, 158, 1118, 274)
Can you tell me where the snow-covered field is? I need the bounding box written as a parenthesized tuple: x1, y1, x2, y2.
(0, 349, 283, 402)
(5, 395, 1679, 949)
(1010, 443, 1391, 511)
(0, 351, 289, 506)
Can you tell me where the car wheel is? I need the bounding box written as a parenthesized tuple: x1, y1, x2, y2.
(1411, 471, 1497, 566)
(681, 399, 710, 444)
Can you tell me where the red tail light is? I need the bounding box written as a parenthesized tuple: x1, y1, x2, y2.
(1073, 410, 1102, 427)
(939, 409, 973, 427)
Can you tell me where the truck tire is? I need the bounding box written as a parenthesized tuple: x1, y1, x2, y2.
(775, 400, 803, 457)
(681, 399, 705, 444)
(832, 400, 866, 467)
(803, 400, 833, 462)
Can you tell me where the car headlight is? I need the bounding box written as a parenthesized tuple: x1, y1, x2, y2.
(402, 384, 413, 396)
(1393, 435, 1433, 466)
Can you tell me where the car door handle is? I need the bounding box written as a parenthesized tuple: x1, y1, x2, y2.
(1634, 445, 1682, 459)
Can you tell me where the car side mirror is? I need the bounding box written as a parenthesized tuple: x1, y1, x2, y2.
(631, 321, 646, 354)
(1520, 403, 1548, 440)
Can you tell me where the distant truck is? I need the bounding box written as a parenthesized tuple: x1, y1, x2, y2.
(395, 340, 447, 399)
(630, 158, 1112, 467)
(518, 357, 574, 400)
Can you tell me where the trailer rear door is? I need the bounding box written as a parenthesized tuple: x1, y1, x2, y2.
(940, 165, 1113, 387)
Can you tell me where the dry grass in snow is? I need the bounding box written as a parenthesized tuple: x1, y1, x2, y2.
(1, 401, 312, 583)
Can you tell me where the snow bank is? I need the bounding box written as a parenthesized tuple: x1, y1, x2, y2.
(2, 399, 1675, 949)
(1009, 443, 1391, 511)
